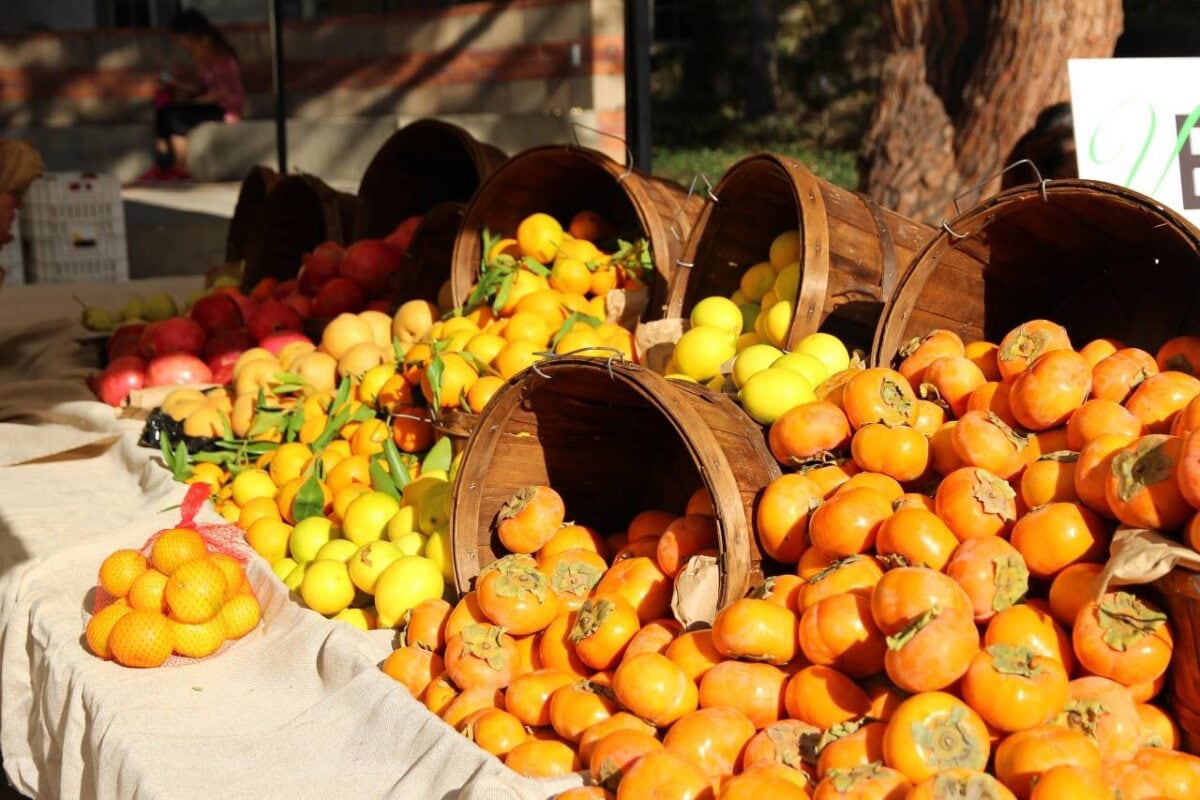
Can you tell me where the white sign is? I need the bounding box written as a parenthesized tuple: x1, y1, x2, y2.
(1069, 57, 1200, 227)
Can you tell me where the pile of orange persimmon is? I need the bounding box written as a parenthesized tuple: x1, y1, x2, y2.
(379, 320, 1200, 800)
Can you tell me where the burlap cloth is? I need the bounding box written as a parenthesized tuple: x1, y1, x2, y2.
(0, 280, 578, 799)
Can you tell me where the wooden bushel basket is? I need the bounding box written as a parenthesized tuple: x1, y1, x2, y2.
(241, 174, 358, 291)
(394, 201, 465, 306)
(355, 119, 506, 241)
(872, 177, 1200, 367)
(449, 357, 780, 610)
(225, 165, 279, 265)
(449, 143, 703, 319)
(1156, 570, 1200, 754)
(664, 153, 933, 352)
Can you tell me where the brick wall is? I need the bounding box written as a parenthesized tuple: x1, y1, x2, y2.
(0, 0, 627, 159)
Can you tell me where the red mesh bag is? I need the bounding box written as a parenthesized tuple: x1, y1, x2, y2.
(91, 483, 260, 665)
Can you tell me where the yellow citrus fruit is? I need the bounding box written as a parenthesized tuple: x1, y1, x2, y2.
(342, 490, 401, 546)
(673, 325, 737, 382)
(351, 417, 391, 457)
(164, 558, 228, 624)
(207, 553, 247, 602)
(315, 539, 359, 563)
(376, 374, 414, 414)
(466, 375, 506, 413)
(549, 258, 592, 295)
(560, 292, 591, 314)
(219, 593, 262, 639)
(85, 600, 131, 659)
(762, 300, 794, 348)
(795, 332, 851, 376)
(171, 615, 226, 658)
(502, 311, 552, 347)
(327, 454, 371, 495)
(98, 549, 148, 598)
(333, 482, 374, 522)
(246, 517, 292, 563)
(334, 606, 377, 631)
(555, 326, 607, 357)
(420, 353, 479, 410)
(300, 559, 356, 616)
(769, 230, 801, 271)
(108, 609, 174, 668)
(307, 446, 346, 480)
(516, 212, 564, 264)
(219, 502, 241, 522)
(488, 237, 521, 261)
(465, 332, 507, 367)
(186, 462, 226, 490)
(773, 263, 801, 305)
(740, 262, 776, 302)
(499, 269, 550, 315)
(494, 340, 545, 381)
(150, 528, 208, 576)
(516, 290, 568, 328)
(238, 495, 281, 530)
(269, 442, 313, 487)
(231, 469, 278, 505)
(589, 265, 618, 296)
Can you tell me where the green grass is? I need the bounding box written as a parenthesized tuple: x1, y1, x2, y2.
(651, 143, 859, 190)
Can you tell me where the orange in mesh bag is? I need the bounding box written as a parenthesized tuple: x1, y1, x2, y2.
(86, 483, 263, 667)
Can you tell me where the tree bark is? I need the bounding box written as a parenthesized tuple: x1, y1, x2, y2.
(744, 0, 778, 120)
(861, 0, 1123, 222)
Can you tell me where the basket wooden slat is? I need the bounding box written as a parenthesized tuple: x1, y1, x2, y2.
(355, 119, 505, 241)
(1155, 569, 1200, 755)
(241, 174, 359, 291)
(664, 153, 933, 352)
(394, 201, 465, 306)
(225, 165, 279, 265)
(449, 145, 703, 319)
(449, 357, 780, 611)
(872, 179, 1200, 367)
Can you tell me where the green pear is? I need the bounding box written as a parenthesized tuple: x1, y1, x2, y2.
(72, 296, 117, 332)
(141, 292, 178, 321)
(120, 296, 147, 321)
(212, 275, 240, 289)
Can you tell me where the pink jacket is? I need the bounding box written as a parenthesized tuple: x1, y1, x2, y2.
(201, 55, 244, 123)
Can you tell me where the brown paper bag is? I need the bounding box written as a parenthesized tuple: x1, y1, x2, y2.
(1095, 527, 1200, 598)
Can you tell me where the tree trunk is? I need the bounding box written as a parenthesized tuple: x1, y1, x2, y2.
(861, 0, 1123, 222)
(744, 0, 778, 120)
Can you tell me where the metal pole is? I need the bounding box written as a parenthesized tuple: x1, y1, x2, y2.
(624, 0, 652, 171)
(268, 0, 288, 174)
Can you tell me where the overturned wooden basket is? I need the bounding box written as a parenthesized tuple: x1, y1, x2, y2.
(449, 357, 780, 611)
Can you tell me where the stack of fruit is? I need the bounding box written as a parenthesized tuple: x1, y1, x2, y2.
(377, 322, 1200, 799)
(85, 216, 426, 408)
(147, 298, 462, 629)
(86, 527, 262, 667)
(403, 211, 646, 414)
(662, 229, 864, 426)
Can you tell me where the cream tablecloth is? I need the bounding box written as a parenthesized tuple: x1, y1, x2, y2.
(0, 280, 578, 799)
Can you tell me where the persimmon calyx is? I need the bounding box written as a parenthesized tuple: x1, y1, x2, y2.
(551, 560, 602, 599)
(765, 722, 821, 768)
(986, 412, 1029, 450)
(881, 377, 914, 420)
(1057, 698, 1108, 740)
(493, 560, 550, 602)
(1038, 449, 1080, 463)
(991, 554, 1030, 612)
(1097, 591, 1168, 650)
(459, 623, 511, 669)
(1110, 436, 1173, 502)
(971, 470, 1017, 520)
(886, 606, 938, 650)
(911, 704, 987, 770)
(808, 555, 864, 585)
(931, 771, 1008, 799)
(985, 643, 1042, 677)
(817, 716, 876, 752)
(570, 597, 616, 642)
(497, 486, 538, 522)
(830, 762, 889, 793)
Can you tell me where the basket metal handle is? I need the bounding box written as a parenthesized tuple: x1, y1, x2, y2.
(942, 158, 1048, 239)
(670, 172, 718, 260)
(529, 347, 633, 381)
(569, 122, 634, 179)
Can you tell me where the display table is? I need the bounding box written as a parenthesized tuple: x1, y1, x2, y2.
(0, 280, 576, 799)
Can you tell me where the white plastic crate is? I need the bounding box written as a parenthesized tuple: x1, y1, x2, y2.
(21, 172, 129, 283)
(0, 209, 24, 286)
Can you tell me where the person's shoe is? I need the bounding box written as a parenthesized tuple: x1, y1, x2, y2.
(161, 165, 193, 182)
(133, 165, 169, 184)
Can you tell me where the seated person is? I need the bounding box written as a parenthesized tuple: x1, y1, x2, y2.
(138, 10, 244, 183)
